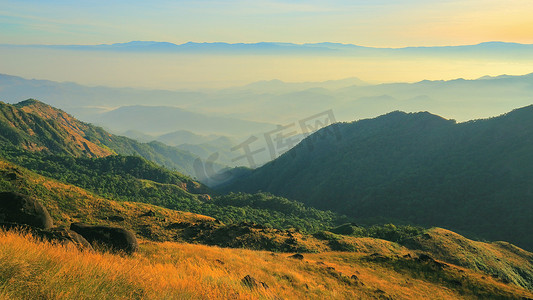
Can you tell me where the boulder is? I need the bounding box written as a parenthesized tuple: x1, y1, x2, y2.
(0, 222, 92, 250)
(289, 253, 304, 260)
(241, 275, 269, 289)
(42, 227, 93, 250)
(139, 210, 155, 217)
(70, 223, 138, 254)
(0, 192, 53, 229)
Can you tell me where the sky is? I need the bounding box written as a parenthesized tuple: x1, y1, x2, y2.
(1, 0, 533, 47)
(1, 0, 533, 89)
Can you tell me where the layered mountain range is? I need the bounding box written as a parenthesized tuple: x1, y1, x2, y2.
(0, 98, 532, 297)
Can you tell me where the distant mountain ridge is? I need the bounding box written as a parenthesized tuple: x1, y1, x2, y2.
(96, 105, 274, 136)
(4, 41, 533, 56)
(3, 71, 533, 128)
(221, 105, 533, 251)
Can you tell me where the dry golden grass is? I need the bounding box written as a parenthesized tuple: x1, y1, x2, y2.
(1, 229, 532, 300)
(404, 228, 533, 290)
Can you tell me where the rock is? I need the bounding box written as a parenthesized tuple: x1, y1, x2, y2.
(417, 254, 433, 262)
(0, 222, 92, 250)
(242, 275, 268, 289)
(5, 172, 18, 181)
(0, 192, 53, 229)
(289, 253, 304, 260)
(416, 253, 447, 269)
(41, 227, 93, 250)
(106, 215, 125, 222)
(139, 210, 156, 217)
(242, 275, 256, 287)
(350, 274, 365, 286)
(70, 223, 139, 254)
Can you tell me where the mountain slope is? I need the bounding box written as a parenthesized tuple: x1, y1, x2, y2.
(1, 158, 532, 297)
(0, 99, 114, 157)
(0, 99, 212, 178)
(221, 106, 533, 251)
(0, 98, 351, 233)
(2, 228, 533, 299)
(0, 143, 347, 234)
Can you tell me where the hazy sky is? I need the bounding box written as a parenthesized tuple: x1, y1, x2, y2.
(2, 0, 533, 89)
(1, 0, 533, 47)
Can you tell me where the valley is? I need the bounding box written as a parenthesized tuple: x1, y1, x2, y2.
(0, 98, 532, 299)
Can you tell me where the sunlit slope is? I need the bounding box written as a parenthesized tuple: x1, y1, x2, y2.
(1, 230, 532, 300)
(0, 99, 207, 176)
(0, 159, 212, 239)
(0, 158, 341, 251)
(0, 99, 114, 157)
(1, 158, 533, 294)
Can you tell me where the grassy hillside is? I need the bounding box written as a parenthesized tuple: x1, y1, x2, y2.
(0, 99, 342, 232)
(1, 229, 532, 299)
(0, 148, 345, 233)
(222, 106, 533, 251)
(0, 99, 113, 157)
(1, 157, 533, 293)
(0, 99, 213, 177)
(0, 158, 351, 252)
(403, 227, 533, 290)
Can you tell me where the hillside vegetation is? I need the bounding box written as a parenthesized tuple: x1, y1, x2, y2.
(1, 229, 532, 299)
(0, 148, 344, 233)
(222, 106, 533, 251)
(0, 158, 356, 253)
(0, 99, 350, 232)
(1, 157, 533, 293)
(0, 99, 211, 177)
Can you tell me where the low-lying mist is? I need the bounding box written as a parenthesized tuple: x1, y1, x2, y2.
(2, 46, 533, 90)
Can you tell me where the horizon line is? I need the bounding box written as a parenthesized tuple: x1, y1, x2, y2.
(1, 40, 532, 50)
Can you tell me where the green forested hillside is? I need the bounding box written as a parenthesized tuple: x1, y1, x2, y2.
(221, 106, 533, 250)
(0, 145, 345, 232)
(0, 99, 215, 177)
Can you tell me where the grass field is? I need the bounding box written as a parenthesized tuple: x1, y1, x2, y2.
(1, 229, 532, 300)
